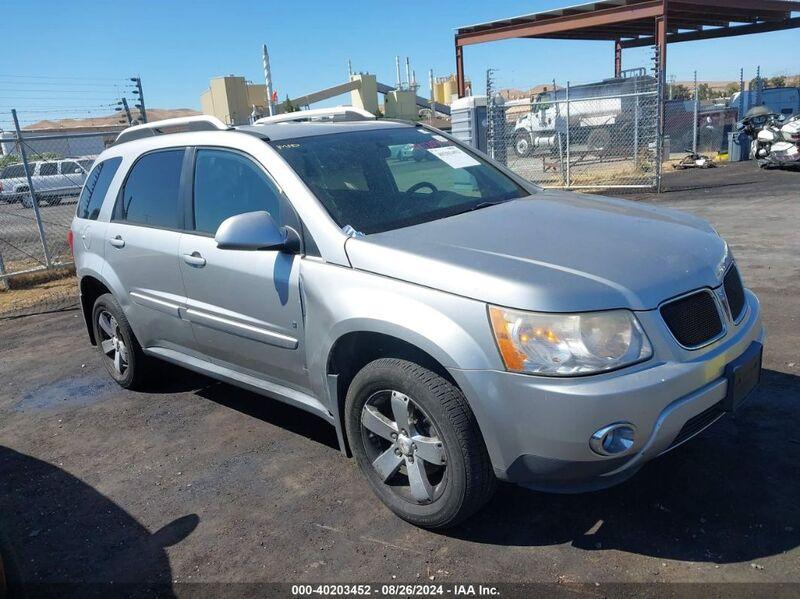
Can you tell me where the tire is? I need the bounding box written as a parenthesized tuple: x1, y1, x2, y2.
(513, 131, 532, 157)
(345, 358, 496, 529)
(91, 293, 153, 390)
(21, 194, 42, 209)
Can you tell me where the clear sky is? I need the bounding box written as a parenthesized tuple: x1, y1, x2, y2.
(1, 0, 798, 124)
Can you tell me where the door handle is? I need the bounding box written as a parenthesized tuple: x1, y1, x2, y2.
(109, 235, 125, 248)
(182, 251, 206, 267)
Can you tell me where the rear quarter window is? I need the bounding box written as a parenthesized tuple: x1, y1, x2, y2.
(77, 157, 123, 220)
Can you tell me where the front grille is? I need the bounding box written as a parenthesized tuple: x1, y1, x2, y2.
(724, 264, 745, 322)
(669, 400, 725, 449)
(660, 291, 724, 348)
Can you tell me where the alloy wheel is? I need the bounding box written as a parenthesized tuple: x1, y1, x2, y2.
(360, 390, 448, 504)
(97, 310, 129, 375)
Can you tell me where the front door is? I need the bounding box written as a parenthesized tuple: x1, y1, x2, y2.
(179, 148, 309, 392)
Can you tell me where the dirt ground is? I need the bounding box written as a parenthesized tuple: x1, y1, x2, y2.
(0, 161, 798, 591)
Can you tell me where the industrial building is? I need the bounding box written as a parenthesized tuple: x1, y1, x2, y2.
(200, 76, 269, 126)
(200, 62, 461, 125)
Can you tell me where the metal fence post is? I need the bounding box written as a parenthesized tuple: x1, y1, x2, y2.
(565, 81, 571, 189)
(692, 71, 699, 155)
(0, 247, 8, 291)
(11, 109, 52, 268)
(633, 76, 640, 169)
(738, 68, 745, 118)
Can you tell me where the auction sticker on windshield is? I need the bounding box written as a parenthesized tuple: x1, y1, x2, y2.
(427, 145, 480, 168)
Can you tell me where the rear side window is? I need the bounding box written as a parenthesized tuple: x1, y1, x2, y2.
(1, 164, 25, 178)
(77, 157, 122, 220)
(192, 149, 283, 234)
(115, 149, 184, 229)
(39, 163, 57, 176)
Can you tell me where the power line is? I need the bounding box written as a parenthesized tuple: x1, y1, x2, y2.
(0, 74, 128, 82)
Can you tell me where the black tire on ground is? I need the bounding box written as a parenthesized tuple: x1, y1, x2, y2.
(345, 358, 496, 529)
(91, 293, 154, 390)
(513, 131, 532, 157)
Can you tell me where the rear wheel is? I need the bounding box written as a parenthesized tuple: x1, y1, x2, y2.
(345, 358, 496, 529)
(513, 131, 532, 157)
(92, 293, 153, 389)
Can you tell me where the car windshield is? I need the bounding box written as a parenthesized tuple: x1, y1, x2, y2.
(271, 127, 529, 234)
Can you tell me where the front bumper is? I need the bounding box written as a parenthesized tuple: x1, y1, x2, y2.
(449, 289, 764, 493)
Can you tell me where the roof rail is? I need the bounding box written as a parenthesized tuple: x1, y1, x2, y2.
(114, 115, 230, 145)
(254, 106, 375, 125)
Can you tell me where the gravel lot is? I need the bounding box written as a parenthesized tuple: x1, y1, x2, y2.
(1, 162, 798, 590)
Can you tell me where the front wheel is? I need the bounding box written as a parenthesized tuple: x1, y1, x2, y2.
(345, 358, 496, 529)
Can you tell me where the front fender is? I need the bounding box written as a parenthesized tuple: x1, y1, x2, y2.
(300, 260, 500, 406)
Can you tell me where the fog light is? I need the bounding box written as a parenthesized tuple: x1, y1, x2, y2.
(590, 423, 636, 456)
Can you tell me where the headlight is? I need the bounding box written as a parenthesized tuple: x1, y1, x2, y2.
(488, 306, 652, 376)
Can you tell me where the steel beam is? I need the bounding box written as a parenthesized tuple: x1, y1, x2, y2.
(620, 16, 800, 47)
(673, 0, 800, 12)
(615, 39, 623, 77)
(455, 42, 465, 98)
(456, 1, 664, 46)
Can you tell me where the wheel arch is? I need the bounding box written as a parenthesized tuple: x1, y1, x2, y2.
(79, 273, 113, 345)
(326, 329, 460, 458)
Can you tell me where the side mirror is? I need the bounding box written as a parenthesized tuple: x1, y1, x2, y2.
(215, 211, 299, 252)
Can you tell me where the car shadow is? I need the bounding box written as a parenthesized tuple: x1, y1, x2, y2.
(0, 446, 198, 595)
(448, 368, 800, 564)
(136, 363, 340, 451)
(194, 381, 340, 451)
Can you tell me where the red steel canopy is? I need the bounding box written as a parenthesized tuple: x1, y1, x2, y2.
(454, 0, 800, 97)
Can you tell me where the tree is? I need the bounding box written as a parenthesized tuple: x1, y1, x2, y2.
(697, 83, 714, 101)
(724, 83, 740, 97)
(768, 75, 787, 89)
(670, 83, 691, 100)
(282, 95, 298, 113)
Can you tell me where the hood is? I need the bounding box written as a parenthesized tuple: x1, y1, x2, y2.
(344, 192, 729, 312)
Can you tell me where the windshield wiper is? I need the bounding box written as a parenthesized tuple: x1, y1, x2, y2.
(467, 200, 506, 212)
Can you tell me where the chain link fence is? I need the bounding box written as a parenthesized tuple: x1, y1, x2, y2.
(0, 114, 120, 317)
(487, 71, 661, 190)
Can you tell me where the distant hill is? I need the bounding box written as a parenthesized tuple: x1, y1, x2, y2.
(23, 108, 201, 130)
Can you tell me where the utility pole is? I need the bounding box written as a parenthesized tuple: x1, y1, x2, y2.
(131, 77, 147, 123)
(116, 97, 133, 125)
(262, 44, 275, 117)
(395, 56, 402, 90)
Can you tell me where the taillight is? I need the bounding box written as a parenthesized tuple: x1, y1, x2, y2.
(67, 229, 74, 255)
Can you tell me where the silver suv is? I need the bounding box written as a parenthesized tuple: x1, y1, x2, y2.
(71, 114, 764, 528)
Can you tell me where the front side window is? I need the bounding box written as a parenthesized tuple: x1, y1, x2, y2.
(77, 157, 122, 220)
(60, 161, 82, 175)
(39, 162, 57, 176)
(115, 149, 184, 228)
(271, 127, 528, 234)
(192, 149, 282, 235)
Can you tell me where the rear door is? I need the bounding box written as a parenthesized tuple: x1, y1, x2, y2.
(178, 147, 309, 391)
(37, 162, 59, 193)
(103, 148, 194, 352)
